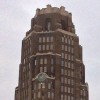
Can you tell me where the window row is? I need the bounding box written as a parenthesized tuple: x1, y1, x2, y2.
(61, 37, 74, 45)
(34, 91, 54, 99)
(61, 45, 74, 53)
(39, 36, 53, 43)
(61, 53, 74, 60)
(80, 89, 86, 96)
(61, 61, 74, 69)
(61, 69, 74, 77)
(61, 94, 74, 100)
(39, 44, 53, 51)
(61, 77, 74, 85)
(40, 66, 54, 73)
(61, 86, 74, 94)
(39, 58, 54, 64)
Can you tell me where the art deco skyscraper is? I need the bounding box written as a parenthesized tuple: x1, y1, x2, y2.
(15, 5, 89, 100)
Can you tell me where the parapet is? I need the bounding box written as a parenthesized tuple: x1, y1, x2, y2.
(35, 5, 71, 17)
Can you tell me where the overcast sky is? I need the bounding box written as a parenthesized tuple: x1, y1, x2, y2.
(0, 0, 100, 100)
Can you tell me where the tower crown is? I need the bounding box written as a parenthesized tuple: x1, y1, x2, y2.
(29, 5, 75, 35)
(35, 5, 70, 17)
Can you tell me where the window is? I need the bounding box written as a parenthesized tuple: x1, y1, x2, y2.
(62, 37, 64, 42)
(39, 37, 42, 43)
(40, 58, 43, 64)
(44, 66, 47, 72)
(62, 45, 64, 50)
(44, 58, 47, 64)
(48, 92, 50, 98)
(42, 83, 45, 88)
(65, 54, 67, 59)
(46, 45, 49, 50)
(68, 62, 70, 68)
(43, 37, 45, 42)
(65, 78, 67, 83)
(65, 70, 67, 75)
(43, 45, 45, 50)
(51, 59, 54, 64)
(65, 38, 67, 43)
(68, 95, 70, 100)
(34, 93, 36, 99)
(64, 95, 67, 100)
(64, 87, 67, 92)
(51, 37, 53, 42)
(61, 53, 64, 58)
(68, 70, 70, 76)
(61, 94, 63, 100)
(38, 83, 41, 89)
(50, 44, 53, 50)
(39, 45, 41, 51)
(61, 60, 64, 66)
(51, 92, 54, 99)
(65, 46, 67, 51)
(61, 77, 63, 83)
(61, 69, 64, 75)
(48, 83, 51, 89)
(40, 67, 43, 72)
(45, 18, 51, 31)
(68, 79, 70, 84)
(51, 66, 54, 73)
(61, 86, 63, 92)
(47, 37, 49, 42)
(68, 87, 70, 93)
(38, 91, 41, 98)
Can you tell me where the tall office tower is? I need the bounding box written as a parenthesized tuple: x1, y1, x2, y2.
(15, 5, 89, 100)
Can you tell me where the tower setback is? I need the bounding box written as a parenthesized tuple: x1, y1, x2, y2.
(15, 5, 89, 100)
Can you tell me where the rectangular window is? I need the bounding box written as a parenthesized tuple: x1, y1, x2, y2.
(43, 37, 45, 42)
(65, 46, 67, 51)
(61, 60, 64, 66)
(43, 45, 45, 50)
(47, 37, 49, 42)
(68, 79, 70, 84)
(39, 37, 42, 43)
(44, 66, 47, 72)
(68, 95, 70, 100)
(68, 87, 70, 93)
(38, 91, 41, 98)
(50, 44, 53, 50)
(48, 92, 50, 98)
(40, 67, 43, 72)
(51, 92, 54, 99)
(34, 93, 36, 99)
(61, 77, 63, 83)
(62, 45, 64, 50)
(48, 83, 51, 89)
(61, 86, 63, 92)
(64, 87, 67, 92)
(65, 38, 67, 43)
(64, 95, 67, 100)
(40, 58, 43, 64)
(46, 45, 49, 50)
(68, 70, 70, 76)
(62, 37, 64, 42)
(61, 53, 64, 58)
(61, 69, 64, 75)
(61, 94, 63, 100)
(39, 45, 41, 51)
(65, 70, 67, 75)
(51, 37, 53, 42)
(44, 58, 47, 64)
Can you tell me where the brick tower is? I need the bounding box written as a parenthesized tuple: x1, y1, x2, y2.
(15, 5, 89, 100)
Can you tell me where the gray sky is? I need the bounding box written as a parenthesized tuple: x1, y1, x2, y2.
(0, 0, 100, 100)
